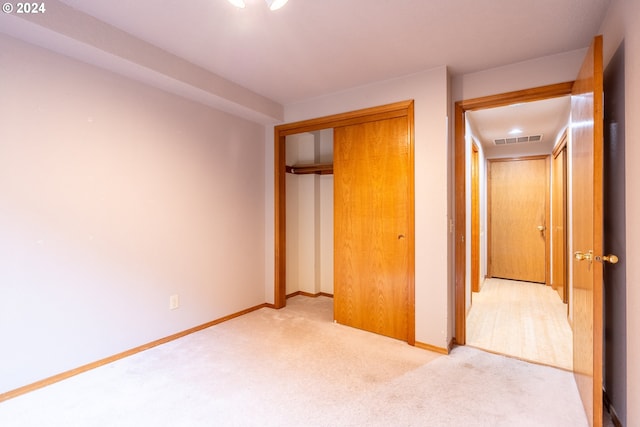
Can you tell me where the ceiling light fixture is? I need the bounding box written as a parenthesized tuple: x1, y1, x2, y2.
(265, 0, 288, 10)
(508, 128, 523, 135)
(227, 0, 289, 10)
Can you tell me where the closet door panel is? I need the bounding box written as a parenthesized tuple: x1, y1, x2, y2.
(333, 116, 410, 341)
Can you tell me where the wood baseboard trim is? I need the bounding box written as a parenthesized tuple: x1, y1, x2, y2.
(286, 291, 334, 299)
(415, 340, 450, 355)
(0, 302, 270, 403)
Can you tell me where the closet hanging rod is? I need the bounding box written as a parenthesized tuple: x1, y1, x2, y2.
(285, 163, 333, 175)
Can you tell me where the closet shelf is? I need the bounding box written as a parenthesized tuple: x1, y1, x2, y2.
(286, 163, 333, 175)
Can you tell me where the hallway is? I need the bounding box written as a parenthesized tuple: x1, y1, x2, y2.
(466, 278, 572, 370)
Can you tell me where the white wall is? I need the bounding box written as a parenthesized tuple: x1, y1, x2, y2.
(319, 174, 334, 295)
(621, 1, 640, 424)
(273, 67, 451, 348)
(452, 50, 587, 102)
(318, 130, 334, 295)
(596, 1, 639, 424)
(285, 139, 302, 295)
(286, 133, 313, 294)
(0, 34, 266, 394)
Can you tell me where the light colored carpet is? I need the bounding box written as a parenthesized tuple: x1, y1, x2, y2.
(466, 278, 573, 370)
(0, 295, 588, 426)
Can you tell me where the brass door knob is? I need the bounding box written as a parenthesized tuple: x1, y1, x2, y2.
(537, 225, 546, 231)
(596, 254, 619, 264)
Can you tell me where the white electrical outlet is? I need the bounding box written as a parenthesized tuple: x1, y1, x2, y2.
(169, 294, 180, 310)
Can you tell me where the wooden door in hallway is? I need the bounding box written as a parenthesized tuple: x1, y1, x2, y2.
(471, 143, 481, 293)
(488, 157, 548, 283)
(333, 113, 414, 343)
(571, 35, 604, 427)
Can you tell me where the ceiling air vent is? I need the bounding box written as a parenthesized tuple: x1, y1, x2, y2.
(494, 134, 543, 145)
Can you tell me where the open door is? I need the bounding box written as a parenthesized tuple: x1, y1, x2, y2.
(571, 35, 607, 427)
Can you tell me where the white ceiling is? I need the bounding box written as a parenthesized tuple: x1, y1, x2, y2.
(53, 0, 608, 104)
(467, 96, 572, 158)
(1, 0, 610, 155)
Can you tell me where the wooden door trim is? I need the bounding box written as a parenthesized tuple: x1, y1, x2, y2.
(275, 101, 414, 137)
(552, 129, 568, 157)
(274, 100, 415, 344)
(545, 155, 551, 286)
(406, 102, 416, 345)
(552, 131, 568, 303)
(454, 82, 573, 345)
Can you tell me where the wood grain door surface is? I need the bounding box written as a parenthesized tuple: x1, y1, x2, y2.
(333, 116, 410, 341)
(488, 157, 548, 283)
(471, 144, 480, 293)
(571, 36, 604, 427)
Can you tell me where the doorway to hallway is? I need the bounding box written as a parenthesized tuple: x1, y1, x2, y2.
(458, 87, 571, 371)
(454, 82, 573, 345)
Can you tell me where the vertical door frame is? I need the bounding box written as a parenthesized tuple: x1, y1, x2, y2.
(273, 100, 415, 344)
(552, 132, 569, 304)
(454, 82, 573, 344)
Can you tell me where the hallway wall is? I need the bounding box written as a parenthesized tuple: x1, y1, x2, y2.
(621, 0, 640, 424)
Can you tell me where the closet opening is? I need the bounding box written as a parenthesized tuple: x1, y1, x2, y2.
(284, 130, 334, 300)
(274, 100, 415, 344)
